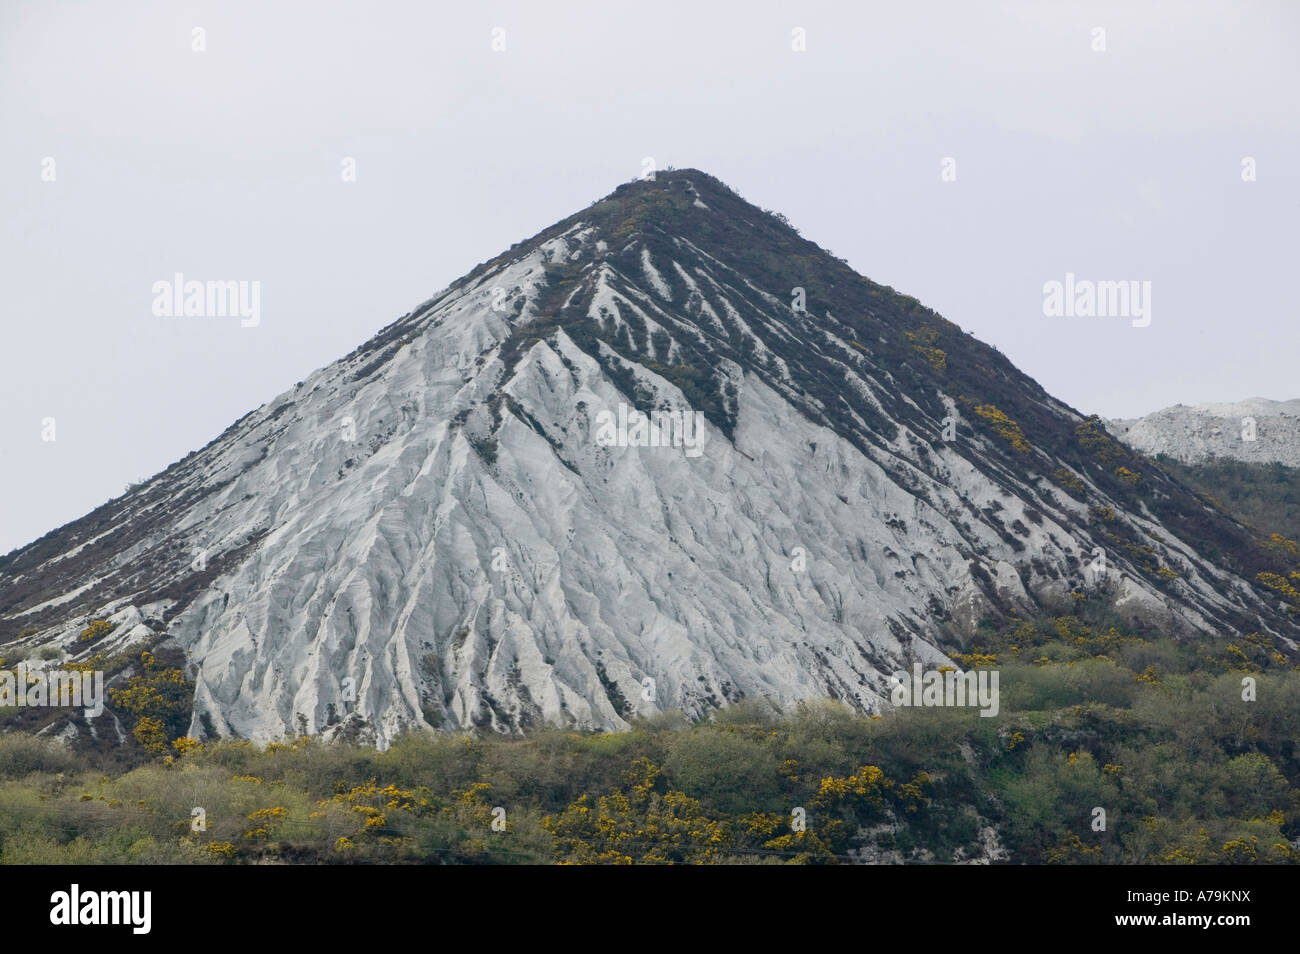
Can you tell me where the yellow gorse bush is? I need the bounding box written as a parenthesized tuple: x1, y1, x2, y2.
(974, 405, 1030, 453)
(543, 758, 727, 865)
(79, 619, 114, 642)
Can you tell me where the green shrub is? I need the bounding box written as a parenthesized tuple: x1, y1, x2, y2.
(663, 728, 782, 814)
(0, 734, 77, 778)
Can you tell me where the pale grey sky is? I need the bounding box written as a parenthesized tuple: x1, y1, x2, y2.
(2, 0, 1297, 554)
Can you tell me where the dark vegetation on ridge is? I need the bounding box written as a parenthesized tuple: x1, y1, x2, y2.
(478, 170, 1300, 643)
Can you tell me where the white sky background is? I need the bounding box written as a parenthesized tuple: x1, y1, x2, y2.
(1, 0, 1297, 554)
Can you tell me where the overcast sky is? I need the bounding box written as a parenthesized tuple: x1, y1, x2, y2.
(2, 0, 1297, 555)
